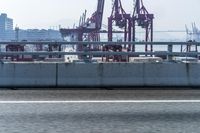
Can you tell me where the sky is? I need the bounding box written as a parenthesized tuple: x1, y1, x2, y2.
(0, 0, 199, 31)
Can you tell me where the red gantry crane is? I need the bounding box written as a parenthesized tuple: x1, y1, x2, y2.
(60, 0, 154, 61)
(60, 0, 105, 51)
(103, 0, 132, 62)
(108, 0, 132, 44)
(133, 0, 154, 52)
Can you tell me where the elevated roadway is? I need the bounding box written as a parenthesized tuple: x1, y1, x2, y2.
(0, 90, 200, 133)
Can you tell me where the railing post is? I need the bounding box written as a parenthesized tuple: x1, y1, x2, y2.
(82, 42, 91, 63)
(167, 44, 173, 61)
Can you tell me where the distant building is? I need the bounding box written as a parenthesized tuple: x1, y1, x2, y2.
(17, 29, 62, 41)
(0, 13, 62, 41)
(0, 13, 14, 40)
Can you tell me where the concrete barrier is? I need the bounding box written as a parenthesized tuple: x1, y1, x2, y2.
(1, 62, 200, 87)
(0, 63, 57, 87)
(57, 63, 144, 87)
(57, 63, 197, 87)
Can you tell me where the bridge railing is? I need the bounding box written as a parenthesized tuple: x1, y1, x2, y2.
(0, 41, 200, 62)
(0, 41, 200, 45)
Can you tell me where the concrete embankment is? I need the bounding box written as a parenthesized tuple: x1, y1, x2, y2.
(0, 62, 200, 87)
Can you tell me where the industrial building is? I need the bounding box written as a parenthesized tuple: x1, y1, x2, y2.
(16, 29, 62, 41)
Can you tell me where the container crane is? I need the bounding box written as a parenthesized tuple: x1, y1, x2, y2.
(133, 0, 154, 52)
(60, 0, 105, 61)
(192, 22, 200, 42)
(60, 0, 105, 43)
(182, 23, 199, 53)
(104, 0, 132, 62)
(108, 0, 132, 44)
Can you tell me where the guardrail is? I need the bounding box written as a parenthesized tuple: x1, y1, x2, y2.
(0, 41, 200, 45)
(0, 41, 200, 62)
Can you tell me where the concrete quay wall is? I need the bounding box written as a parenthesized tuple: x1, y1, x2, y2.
(0, 62, 200, 87)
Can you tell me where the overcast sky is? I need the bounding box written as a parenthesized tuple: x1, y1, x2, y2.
(0, 0, 199, 30)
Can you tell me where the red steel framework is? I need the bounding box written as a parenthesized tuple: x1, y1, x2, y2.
(5, 44, 33, 61)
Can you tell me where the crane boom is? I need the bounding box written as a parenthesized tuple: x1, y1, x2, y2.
(96, 0, 105, 30)
(83, 0, 105, 31)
